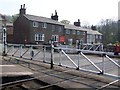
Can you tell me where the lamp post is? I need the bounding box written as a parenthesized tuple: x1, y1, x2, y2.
(2, 25, 7, 56)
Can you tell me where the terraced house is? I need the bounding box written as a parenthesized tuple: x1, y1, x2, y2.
(64, 23, 87, 45)
(13, 4, 102, 45)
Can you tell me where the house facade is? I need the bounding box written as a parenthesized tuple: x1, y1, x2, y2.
(6, 23, 13, 43)
(13, 4, 102, 45)
(13, 4, 64, 44)
(85, 29, 102, 44)
(64, 24, 87, 46)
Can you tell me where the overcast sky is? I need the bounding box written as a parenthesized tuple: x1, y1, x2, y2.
(0, 0, 119, 26)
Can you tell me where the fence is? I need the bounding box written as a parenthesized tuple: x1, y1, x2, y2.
(4, 44, 120, 79)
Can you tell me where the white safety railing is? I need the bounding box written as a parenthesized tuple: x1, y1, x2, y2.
(105, 55, 120, 68)
(61, 49, 78, 69)
(54, 47, 103, 74)
(4, 44, 120, 78)
(80, 51, 102, 73)
(6, 44, 51, 63)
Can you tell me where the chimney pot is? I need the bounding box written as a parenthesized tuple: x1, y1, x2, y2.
(74, 19, 81, 27)
(19, 4, 26, 15)
(51, 10, 58, 21)
(23, 4, 25, 8)
(55, 10, 57, 15)
(21, 5, 22, 9)
(51, 13, 53, 16)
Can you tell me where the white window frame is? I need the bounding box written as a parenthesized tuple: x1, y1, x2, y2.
(77, 31, 80, 35)
(33, 22, 38, 27)
(96, 35, 98, 39)
(35, 33, 45, 41)
(42, 22, 47, 28)
(99, 35, 102, 39)
(51, 35, 59, 42)
(72, 30, 76, 34)
(66, 29, 70, 34)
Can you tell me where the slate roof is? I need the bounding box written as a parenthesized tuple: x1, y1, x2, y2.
(65, 24, 86, 32)
(85, 29, 102, 35)
(24, 14, 64, 25)
(65, 24, 102, 35)
(23, 14, 102, 35)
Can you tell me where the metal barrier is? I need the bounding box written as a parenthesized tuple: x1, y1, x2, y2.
(6, 44, 51, 62)
(4, 44, 120, 78)
(105, 55, 120, 68)
(61, 49, 78, 69)
(80, 43, 103, 51)
(54, 47, 103, 74)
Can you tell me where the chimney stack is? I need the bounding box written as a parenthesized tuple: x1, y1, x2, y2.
(51, 10, 58, 21)
(74, 19, 81, 27)
(91, 25, 97, 30)
(19, 4, 26, 15)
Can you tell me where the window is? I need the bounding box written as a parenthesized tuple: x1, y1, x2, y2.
(77, 31, 80, 35)
(33, 22, 38, 27)
(72, 30, 76, 34)
(66, 29, 70, 34)
(58, 26, 62, 32)
(52, 25, 55, 31)
(42, 23, 47, 28)
(83, 32, 86, 35)
(96, 35, 98, 39)
(35, 33, 45, 41)
(68, 39, 73, 45)
(51, 35, 59, 42)
(100, 35, 102, 39)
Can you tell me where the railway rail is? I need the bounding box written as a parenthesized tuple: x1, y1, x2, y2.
(1, 56, 120, 90)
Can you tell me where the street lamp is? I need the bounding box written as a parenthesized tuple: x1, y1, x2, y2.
(2, 25, 7, 56)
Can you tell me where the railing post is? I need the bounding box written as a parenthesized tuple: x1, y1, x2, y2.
(12, 45, 14, 56)
(101, 44, 103, 51)
(2, 27, 7, 56)
(50, 42, 54, 69)
(30, 46, 34, 60)
(59, 49, 62, 66)
(77, 51, 81, 70)
(43, 46, 46, 62)
(101, 53, 106, 74)
(20, 45, 22, 58)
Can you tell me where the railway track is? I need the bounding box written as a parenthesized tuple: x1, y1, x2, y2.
(1, 56, 120, 90)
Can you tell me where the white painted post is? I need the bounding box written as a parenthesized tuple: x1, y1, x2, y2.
(50, 42, 54, 69)
(59, 49, 62, 66)
(20, 45, 22, 58)
(12, 45, 14, 56)
(77, 51, 81, 70)
(43, 46, 46, 62)
(102, 53, 106, 74)
(30, 46, 34, 60)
